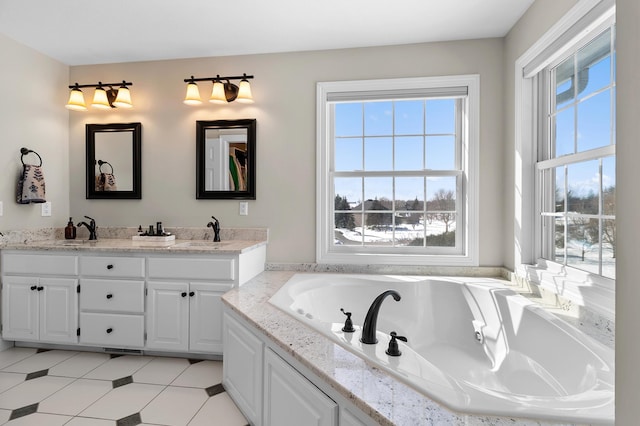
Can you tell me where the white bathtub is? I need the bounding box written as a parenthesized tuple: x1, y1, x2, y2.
(268, 273, 614, 425)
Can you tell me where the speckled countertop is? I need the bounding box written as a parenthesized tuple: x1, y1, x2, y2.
(222, 271, 579, 426)
(1, 238, 266, 255)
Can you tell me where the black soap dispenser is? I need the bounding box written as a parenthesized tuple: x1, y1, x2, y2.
(65, 217, 77, 240)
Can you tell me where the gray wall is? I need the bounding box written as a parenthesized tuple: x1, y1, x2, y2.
(0, 33, 70, 230)
(68, 39, 505, 265)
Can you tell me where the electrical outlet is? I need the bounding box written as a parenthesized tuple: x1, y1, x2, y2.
(41, 201, 52, 217)
(0, 201, 3, 217)
(239, 202, 249, 216)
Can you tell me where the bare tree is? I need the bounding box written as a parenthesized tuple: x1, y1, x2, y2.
(427, 189, 456, 233)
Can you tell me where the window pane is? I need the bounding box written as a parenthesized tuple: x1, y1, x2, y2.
(566, 218, 599, 275)
(364, 177, 392, 202)
(426, 177, 456, 246)
(577, 29, 612, 100)
(602, 219, 616, 278)
(426, 99, 455, 134)
(555, 56, 575, 109)
(577, 90, 612, 152)
(364, 137, 392, 171)
(567, 161, 599, 214)
(554, 106, 575, 157)
(426, 135, 456, 170)
(555, 166, 565, 213)
(364, 102, 393, 136)
(334, 178, 361, 208)
(395, 100, 424, 135)
(395, 177, 425, 205)
(335, 138, 362, 171)
(394, 136, 423, 170)
(603, 156, 615, 215)
(335, 103, 362, 137)
(554, 217, 566, 264)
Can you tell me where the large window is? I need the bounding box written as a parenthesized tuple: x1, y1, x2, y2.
(317, 76, 479, 265)
(536, 24, 616, 279)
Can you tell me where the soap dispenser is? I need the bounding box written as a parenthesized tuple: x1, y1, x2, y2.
(64, 217, 76, 240)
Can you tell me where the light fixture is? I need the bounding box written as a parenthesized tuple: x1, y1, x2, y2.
(66, 80, 133, 110)
(183, 73, 254, 105)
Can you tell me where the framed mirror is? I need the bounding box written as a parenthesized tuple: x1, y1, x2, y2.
(86, 122, 142, 199)
(196, 119, 256, 199)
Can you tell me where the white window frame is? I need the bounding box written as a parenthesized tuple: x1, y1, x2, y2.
(316, 75, 479, 266)
(514, 0, 615, 320)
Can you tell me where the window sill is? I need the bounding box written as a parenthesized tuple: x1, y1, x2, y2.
(318, 251, 478, 267)
(516, 259, 615, 321)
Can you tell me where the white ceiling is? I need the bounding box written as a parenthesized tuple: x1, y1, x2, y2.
(0, 0, 535, 66)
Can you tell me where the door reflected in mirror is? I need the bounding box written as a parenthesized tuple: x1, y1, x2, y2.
(196, 119, 256, 199)
(86, 122, 142, 199)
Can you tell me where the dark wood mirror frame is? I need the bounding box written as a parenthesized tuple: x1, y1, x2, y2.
(196, 119, 256, 200)
(86, 122, 142, 199)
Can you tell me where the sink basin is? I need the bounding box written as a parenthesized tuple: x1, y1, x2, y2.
(173, 241, 231, 248)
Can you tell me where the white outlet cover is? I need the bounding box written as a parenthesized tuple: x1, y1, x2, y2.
(0, 201, 3, 216)
(239, 202, 248, 216)
(41, 201, 52, 216)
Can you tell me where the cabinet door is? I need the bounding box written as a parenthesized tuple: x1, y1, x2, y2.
(1, 276, 39, 341)
(146, 281, 189, 351)
(189, 283, 225, 353)
(39, 277, 78, 344)
(264, 348, 337, 426)
(223, 311, 263, 426)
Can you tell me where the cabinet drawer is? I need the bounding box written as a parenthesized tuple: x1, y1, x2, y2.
(2, 253, 78, 275)
(80, 279, 144, 313)
(79, 312, 144, 348)
(81, 256, 145, 278)
(148, 257, 235, 281)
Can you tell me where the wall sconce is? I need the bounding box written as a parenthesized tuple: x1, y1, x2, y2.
(66, 81, 133, 111)
(183, 74, 254, 105)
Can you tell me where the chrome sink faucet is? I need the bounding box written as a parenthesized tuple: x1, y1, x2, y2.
(206, 216, 221, 242)
(360, 290, 401, 344)
(77, 215, 98, 240)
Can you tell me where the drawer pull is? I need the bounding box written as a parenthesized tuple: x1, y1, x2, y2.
(30, 285, 37, 291)
(106, 264, 114, 270)
(106, 294, 113, 299)
(181, 292, 187, 297)
(189, 291, 195, 297)
(106, 328, 113, 334)
(37, 286, 44, 291)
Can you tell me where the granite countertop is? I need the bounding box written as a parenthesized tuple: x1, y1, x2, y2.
(1, 238, 267, 255)
(222, 271, 543, 426)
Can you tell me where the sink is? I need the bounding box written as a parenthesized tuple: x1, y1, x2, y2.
(173, 241, 231, 248)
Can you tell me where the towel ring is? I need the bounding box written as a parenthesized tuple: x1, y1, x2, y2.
(20, 148, 42, 167)
(98, 160, 114, 175)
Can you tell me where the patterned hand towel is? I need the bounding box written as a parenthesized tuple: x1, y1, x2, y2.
(100, 173, 117, 191)
(17, 164, 46, 204)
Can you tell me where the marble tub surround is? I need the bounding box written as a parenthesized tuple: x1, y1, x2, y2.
(223, 271, 593, 426)
(266, 262, 504, 277)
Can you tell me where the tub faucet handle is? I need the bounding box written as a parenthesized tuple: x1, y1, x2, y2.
(340, 308, 355, 333)
(386, 331, 408, 357)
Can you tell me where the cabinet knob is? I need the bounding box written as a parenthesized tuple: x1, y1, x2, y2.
(37, 286, 44, 291)
(30, 285, 37, 291)
(106, 328, 113, 334)
(106, 294, 113, 299)
(189, 291, 195, 297)
(181, 292, 187, 297)
(106, 264, 114, 270)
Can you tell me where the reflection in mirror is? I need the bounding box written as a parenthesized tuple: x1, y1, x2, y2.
(86, 122, 141, 199)
(196, 119, 256, 199)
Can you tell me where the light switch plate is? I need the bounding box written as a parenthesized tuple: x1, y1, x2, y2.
(239, 202, 248, 216)
(41, 201, 52, 217)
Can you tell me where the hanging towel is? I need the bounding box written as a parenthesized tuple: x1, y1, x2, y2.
(17, 164, 46, 204)
(101, 173, 117, 191)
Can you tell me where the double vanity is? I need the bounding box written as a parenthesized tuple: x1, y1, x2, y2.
(0, 232, 267, 356)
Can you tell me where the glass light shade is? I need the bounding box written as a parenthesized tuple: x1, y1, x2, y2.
(112, 86, 133, 108)
(209, 81, 227, 104)
(92, 87, 112, 109)
(65, 88, 87, 111)
(236, 79, 254, 103)
(183, 82, 202, 105)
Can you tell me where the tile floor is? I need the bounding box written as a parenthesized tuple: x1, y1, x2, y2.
(0, 347, 249, 426)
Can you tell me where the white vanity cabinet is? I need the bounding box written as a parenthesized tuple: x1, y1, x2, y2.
(78, 255, 145, 348)
(145, 256, 235, 353)
(1, 253, 78, 344)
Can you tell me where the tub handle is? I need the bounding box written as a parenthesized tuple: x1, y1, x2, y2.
(340, 308, 355, 333)
(386, 331, 408, 357)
